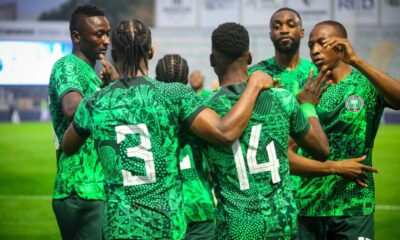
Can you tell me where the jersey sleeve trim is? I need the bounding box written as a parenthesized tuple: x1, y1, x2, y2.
(183, 106, 208, 128)
(73, 120, 91, 138)
(58, 88, 84, 104)
(290, 121, 310, 139)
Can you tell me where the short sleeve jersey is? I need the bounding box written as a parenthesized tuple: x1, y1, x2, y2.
(179, 142, 216, 223)
(249, 57, 317, 195)
(249, 57, 316, 96)
(73, 76, 205, 240)
(296, 69, 386, 217)
(202, 82, 310, 239)
(48, 54, 104, 200)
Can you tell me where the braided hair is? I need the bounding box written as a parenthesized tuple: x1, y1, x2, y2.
(155, 54, 189, 84)
(111, 19, 152, 78)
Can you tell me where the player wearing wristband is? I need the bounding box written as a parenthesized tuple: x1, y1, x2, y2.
(248, 8, 373, 194)
(199, 22, 330, 239)
(292, 20, 400, 240)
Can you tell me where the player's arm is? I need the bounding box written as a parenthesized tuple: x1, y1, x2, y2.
(288, 138, 378, 187)
(190, 71, 276, 147)
(61, 92, 82, 121)
(62, 99, 92, 156)
(62, 123, 87, 155)
(293, 67, 331, 160)
(323, 37, 400, 109)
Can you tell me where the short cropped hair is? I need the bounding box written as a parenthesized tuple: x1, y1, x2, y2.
(69, 5, 105, 33)
(270, 7, 302, 25)
(315, 20, 348, 38)
(211, 22, 249, 59)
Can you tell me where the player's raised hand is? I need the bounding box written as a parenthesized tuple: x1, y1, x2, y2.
(99, 54, 119, 88)
(333, 155, 378, 187)
(296, 66, 332, 106)
(248, 70, 278, 90)
(323, 37, 358, 65)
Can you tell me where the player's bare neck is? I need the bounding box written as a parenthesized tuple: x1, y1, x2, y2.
(124, 60, 149, 78)
(274, 50, 300, 70)
(331, 63, 352, 84)
(72, 48, 95, 68)
(219, 64, 248, 87)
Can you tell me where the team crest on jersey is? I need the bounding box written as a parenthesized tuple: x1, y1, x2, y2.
(345, 95, 364, 112)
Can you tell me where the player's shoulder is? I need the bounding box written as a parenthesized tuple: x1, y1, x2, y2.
(299, 58, 317, 71)
(264, 88, 296, 110)
(157, 79, 195, 98)
(53, 54, 82, 69)
(249, 57, 276, 73)
(268, 87, 293, 98)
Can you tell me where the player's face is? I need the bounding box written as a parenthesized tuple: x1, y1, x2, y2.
(308, 25, 339, 70)
(189, 72, 204, 88)
(269, 11, 304, 53)
(77, 16, 110, 61)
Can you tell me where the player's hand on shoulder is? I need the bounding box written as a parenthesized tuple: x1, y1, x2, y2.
(99, 54, 119, 88)
(296, 66, 332, 106)
(333, 155, 378, 188)
(323, 37, 358, 65)
(248, 70, 280, 90)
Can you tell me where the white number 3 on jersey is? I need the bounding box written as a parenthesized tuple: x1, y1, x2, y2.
(116, 124, 156, 186)
(232, 124, 281, 190)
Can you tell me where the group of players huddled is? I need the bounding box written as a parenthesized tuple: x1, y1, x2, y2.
(48, 4, 400, 240)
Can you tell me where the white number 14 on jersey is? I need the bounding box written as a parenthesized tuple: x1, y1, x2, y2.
(232, 124, 281, 190)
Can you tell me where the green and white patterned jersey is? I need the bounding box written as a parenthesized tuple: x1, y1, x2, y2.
(179, 142, 216, 223)
(296, 69, 386, 217)
(249, 57, 317, 195)
(73, 76, 205, 240)
(48, 53, 104, 200)
(249, 57, 316, 96)
(202, 82, 310, 239)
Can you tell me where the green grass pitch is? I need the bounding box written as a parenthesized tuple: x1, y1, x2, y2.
(0, 123, 399, 239)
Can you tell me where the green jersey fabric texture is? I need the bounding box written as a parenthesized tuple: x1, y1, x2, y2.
(201, 82, 310, 239)
(296, 69, 386, 217)
(178, 143, 216, 223)
(48, 54, 104, 200)
(249, 57, 317, 195)
(249, 57, 316, 96)
(199, 89, 212, 97)
(73, 76, 205, 240)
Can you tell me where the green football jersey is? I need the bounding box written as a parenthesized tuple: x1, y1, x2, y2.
(202, 82, 310, 239)
(179, 142, 216, 223)
(73, 76, 205, 240)
(249, 57, 316, 96)
(296, 69, 386, 216)
(199, 89, 212, 97)
(48, 53, 104, 200)
(249, 57, 317, 196)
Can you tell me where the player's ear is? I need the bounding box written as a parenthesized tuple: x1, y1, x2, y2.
(300, 28, 305, 39)
(149, 47, 154, 60)
(71, 31, 80, 44)
(210, 53, 215, 67)
(247, 52, 253, 65)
